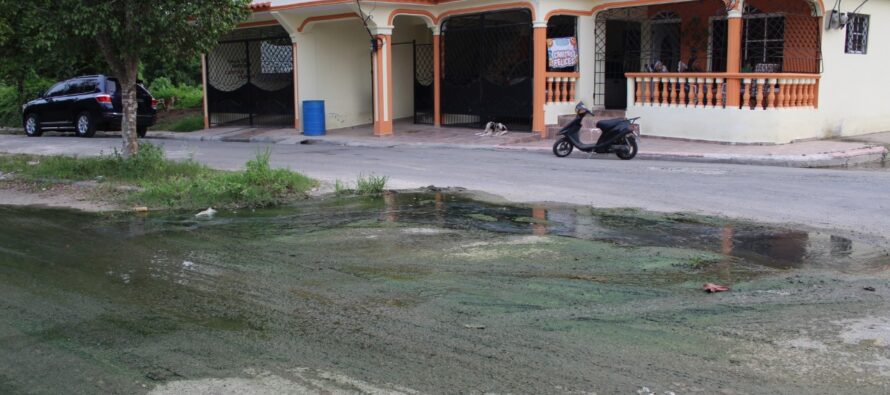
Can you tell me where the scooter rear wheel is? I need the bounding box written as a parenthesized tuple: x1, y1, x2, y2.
(553, 139, 574, 158)
(616, 137, 638, 160)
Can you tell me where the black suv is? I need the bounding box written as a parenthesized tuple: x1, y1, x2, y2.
(22, 75, 157, 138)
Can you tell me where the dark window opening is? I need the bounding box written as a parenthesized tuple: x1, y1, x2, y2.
(845, 14, 869, 54)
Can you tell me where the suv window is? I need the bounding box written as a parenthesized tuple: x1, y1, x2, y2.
(106, 79, 118, 95)
(44, 82, 69, 98)
(69, 79, 99, 95)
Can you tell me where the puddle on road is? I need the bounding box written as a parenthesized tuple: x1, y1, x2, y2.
(1, 192, 889, 394)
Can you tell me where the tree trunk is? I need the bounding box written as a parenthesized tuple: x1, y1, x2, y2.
(120, 74, 139, 157)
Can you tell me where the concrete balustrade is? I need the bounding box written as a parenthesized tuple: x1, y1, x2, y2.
(627, 73, 820, 110)
(546, 72, 580, 104)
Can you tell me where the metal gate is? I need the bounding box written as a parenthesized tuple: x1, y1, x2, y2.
(414, 43, 435, 125)
(440, 9, 533, 131)
(206, 27, 294, 128)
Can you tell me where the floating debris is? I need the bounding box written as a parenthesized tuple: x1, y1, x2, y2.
(195, 207, 217, 219)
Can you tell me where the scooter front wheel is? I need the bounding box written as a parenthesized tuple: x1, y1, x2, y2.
(553, 138, 574, 158)
(616, 137, 638, 160)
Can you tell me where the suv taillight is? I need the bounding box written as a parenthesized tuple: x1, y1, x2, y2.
(96, 94, 112, 104)
(151, 99, 158, 110)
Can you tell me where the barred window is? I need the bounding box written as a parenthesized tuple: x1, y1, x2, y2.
(742, 13, 786, 71)
(845, 14, 869, 54)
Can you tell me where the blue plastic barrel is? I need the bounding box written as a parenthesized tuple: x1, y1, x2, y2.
(302, 100, 326, 136)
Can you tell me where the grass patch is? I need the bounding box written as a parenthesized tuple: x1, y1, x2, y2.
(153, 113, 204, 132)
(0, 144, 317, 210)
(334, 174, 388, 196)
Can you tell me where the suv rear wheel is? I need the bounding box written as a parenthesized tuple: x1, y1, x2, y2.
(75, 112, 96, 138)
(24, 113, 42, 137)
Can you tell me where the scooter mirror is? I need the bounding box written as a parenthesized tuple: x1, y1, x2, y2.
(575, 102, 588, 115)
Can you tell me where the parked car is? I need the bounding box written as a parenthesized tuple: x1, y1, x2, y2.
(22, 75, 158, 138)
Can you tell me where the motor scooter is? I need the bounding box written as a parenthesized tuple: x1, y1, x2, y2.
(552, 102, 640, 160)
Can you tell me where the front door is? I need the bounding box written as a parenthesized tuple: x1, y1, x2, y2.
(604, 20, 641, 110)
(440, 9, 533, 131)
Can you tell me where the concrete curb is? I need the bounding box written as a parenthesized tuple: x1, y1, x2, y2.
(147, 132, 888, 169)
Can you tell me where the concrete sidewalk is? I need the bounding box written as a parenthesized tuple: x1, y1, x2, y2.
(149, 124, 888, 168)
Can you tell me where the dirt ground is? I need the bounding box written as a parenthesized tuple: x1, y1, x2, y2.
(0, 180, 119, 212)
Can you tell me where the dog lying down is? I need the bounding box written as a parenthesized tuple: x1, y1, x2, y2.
(476, 122, 509, 137)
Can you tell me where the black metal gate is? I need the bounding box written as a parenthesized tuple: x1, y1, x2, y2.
(414, 43, 435, 125)
(206, 27, 294, 128)
(440, 9, 533, 131)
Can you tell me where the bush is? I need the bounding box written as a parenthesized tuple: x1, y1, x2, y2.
(149, 77, 203, 109)
(0, 74, 56, 128)
(0, 84, 19, 127)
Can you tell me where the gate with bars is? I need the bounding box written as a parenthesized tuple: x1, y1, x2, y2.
(206, 27, 295, 128)
(440, 9, 534, 131)
(413, 43, 435, 125)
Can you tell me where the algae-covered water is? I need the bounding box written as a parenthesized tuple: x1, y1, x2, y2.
(1, 192, 889, 394)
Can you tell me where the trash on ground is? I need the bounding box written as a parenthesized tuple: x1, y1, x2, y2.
(864, 286, 876, 292)
(195, 207, 217, 219)
(463, 324, 486, 330)
(133, 206, 149, 213)
(703, 283, 730, 293)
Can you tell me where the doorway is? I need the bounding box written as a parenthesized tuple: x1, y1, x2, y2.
(603, 20, 641, 110)
(440, 9, 533, 131)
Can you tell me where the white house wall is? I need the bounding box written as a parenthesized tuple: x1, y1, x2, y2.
(818, 0, 890, 138)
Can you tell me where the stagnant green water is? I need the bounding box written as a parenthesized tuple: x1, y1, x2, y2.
(1, 193, 889, 394)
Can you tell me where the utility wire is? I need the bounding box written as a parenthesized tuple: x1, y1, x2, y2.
(852, 0, 869, 14)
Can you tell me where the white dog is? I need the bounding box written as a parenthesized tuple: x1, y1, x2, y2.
(476, 122, 509, 137)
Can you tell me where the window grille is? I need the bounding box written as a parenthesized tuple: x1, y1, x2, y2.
(845, 14, 869, 54)
(742, 13, 785, 71)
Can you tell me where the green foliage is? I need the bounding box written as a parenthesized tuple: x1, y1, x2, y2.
(149, 77, 203, 109)
(0, 84, 18, 127)
(137, 149, 316, 209)
(154, 113, 205, 132)
(334, 180, 351, 196)
(142, 54, 202, 87)
(333, 175, 388, 197)
(0, 144, 317, 209)
(356, 175, 389, 196)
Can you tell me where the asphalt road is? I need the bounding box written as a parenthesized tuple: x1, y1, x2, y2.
(2, 133, 889, 242)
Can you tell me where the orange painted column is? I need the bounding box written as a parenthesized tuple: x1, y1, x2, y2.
(433, 33, 442, 127)
(201, 54, 209, 129)
(532, 23, 547, 136)
(725, 13, 743, 108)
(373, 35, 394, 136)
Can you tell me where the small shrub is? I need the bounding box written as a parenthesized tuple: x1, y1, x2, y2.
(334, 179, 352, 196)
(355, 174, 388, 196)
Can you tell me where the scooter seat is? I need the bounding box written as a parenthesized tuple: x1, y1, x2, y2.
(595, 118, 627, 133)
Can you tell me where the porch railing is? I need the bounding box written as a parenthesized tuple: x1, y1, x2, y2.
(626, 73, 820, 110)
(546, 72, 580, 104)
